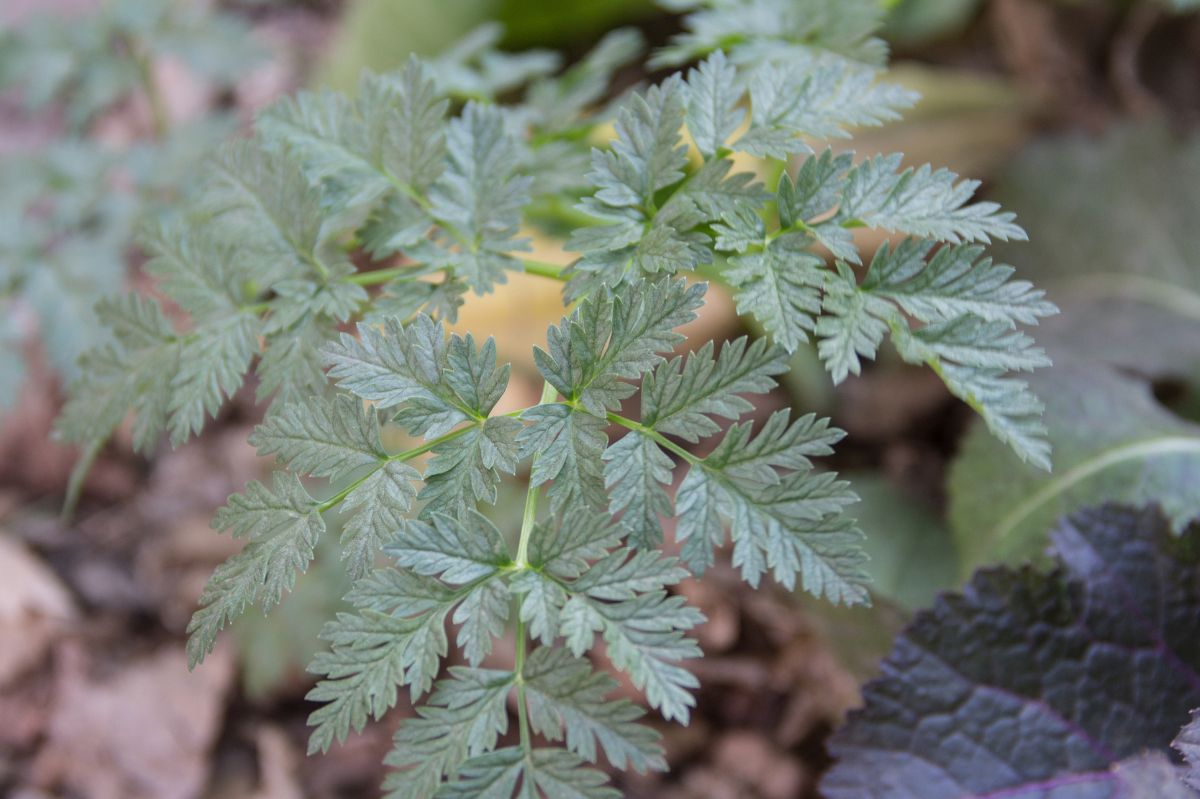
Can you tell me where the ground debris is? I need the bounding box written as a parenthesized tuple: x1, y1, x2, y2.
(31, 643, 235, 799)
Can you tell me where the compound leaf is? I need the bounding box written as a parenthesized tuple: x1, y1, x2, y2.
(520, 403, 609, 513)
(306, 564, 507, 754)
(837, 154, 1026, 248)
(568, 590, 703, 724)
(674, 410, 865, 603)
(684, 50, 743, 158)
(535, 278, 706, 416)
(383, 666, 514, 799)
(420, 416, 522, 516)
(427, 102, 532, 294)
(735, 60, 914, 159)
(188, 472, 324, 668)
(524, 646, 667, 773)
(250, 394, 388, 481)
(326, 315, 509, 436)
(641, 337, 787, 442)
(725, 240, 826, 352)
(340, 460, 420, 579)
(529, 511, 623, 582)
(603, 431, 674, 548)
(387, 510, 510, 584)
(435, 747, 619, 799)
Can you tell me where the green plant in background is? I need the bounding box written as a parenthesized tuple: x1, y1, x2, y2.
(0, 0, 260, 408)
(317, 0, 654, 91)
(59, 0, 1058, 794)
(823, 503, 1200, 797)
(945, 123, 1200, 578)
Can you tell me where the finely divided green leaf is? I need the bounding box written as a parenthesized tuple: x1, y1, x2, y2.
(435, 746, 619, 799)
(306, 562, 511, 755)
(250, 394, 387, 480)
(566, 590, 703, 724)
(326, 314, 510, 436)
(387, 510, 511, 584)
(519, 403, 609, 513)
(603, 431, 674, 548)
(419, 416, 522, 515)
(427, 102, 532, 293)
(725, 240, 826, 352)
(535, 278, 706, 415)
(339, 460, 420, 579)
(188, 472, 324, 668)
(837, 154, 1026, 248)
(674, 410, 866, 603)
(260, 56, 448, 212)
(383, 666, 514, 799)
(817, 238, 1055, 468)
(523, 646, 667, 773)
(685, 51, 743, 157)
(641, 337, 788, 443)
(735, 60, 914, 159)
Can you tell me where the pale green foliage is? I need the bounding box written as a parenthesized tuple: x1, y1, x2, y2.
(383, 666, 515, 798)
(0, 0, 258, 129)
(0, 0, 259, 409)
(735, 61, 916, 159)
(835, 154, 1026, 246)
(725, 237, 826, 352)
(187, 472, 324, 668)
(57, 1, 1057, 795)
(818, 238, 1057, 467)
(523, 278, 705, 514)
(673, 409, 864, 599)
(523, 646, 666, 773)
(434, 747, 618, 799)
(518, 513, 702, 722)
(653, 0, 890, 67)
(0, 313, 23, 408)
(562, 37, 1045, 471)
(250, 394, 389, 481)
(258, 57, 450, 215)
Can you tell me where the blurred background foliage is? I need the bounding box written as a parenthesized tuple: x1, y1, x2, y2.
(1, 0, 1199, 795)
(320, 0, 990, 90)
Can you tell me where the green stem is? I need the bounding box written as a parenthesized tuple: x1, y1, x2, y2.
(61, 437, 106, 521)
(522, 259, 570, 282)
(697, 257, 835, 415)
(512, 382, 556, 766)
(240, 301, 271, 316)
(606, 411, 702, 466)
(346, 266, 414, 287)
(515, 617, 532, 761)
(131, 42, 168, 138)
(693, 261, 728, 287)
(514, 381, 558, 567)
(316, 424, 473, 513)
(347, 258, 569, 289)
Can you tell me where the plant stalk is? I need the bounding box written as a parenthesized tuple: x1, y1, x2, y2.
(512, 380, 556, 765)
(316, 424, 473, 513)
(131, 42, 169, 139)
(514, 380, 558, 567)
(348, 258, 569, 289)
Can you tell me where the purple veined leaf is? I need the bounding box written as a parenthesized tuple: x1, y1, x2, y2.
(823, 503, 1200, 799)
